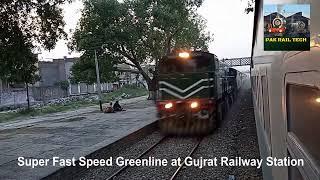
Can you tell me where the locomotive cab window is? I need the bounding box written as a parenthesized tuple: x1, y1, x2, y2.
(286, 84, 320, 167)
(159, 56, 212, 73)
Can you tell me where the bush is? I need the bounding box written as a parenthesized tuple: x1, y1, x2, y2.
(18, 108, 36, 115)
(102, 84, 147, 101)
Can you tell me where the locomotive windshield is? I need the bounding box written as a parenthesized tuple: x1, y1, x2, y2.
(159, 56, 211, 73)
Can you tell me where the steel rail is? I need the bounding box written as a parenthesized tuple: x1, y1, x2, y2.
(106, 136, 167, 180)
(169, 137, 203, 180)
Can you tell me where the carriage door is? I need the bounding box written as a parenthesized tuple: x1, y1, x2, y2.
(285, 71, 320, 180)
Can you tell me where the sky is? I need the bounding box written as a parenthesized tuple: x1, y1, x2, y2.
(39, 0, 254, 62)
(264, 4, 310, 18)
(38, 0, 83, 61)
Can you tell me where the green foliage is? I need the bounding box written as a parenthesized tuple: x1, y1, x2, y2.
(102, 85, 147, 101)
(70, 51, 117, 84)
(70, 0, 212, 88)
(0, 101, 95, 123)
(17, 108, 37, 115)
(0, 0, 72, 84)
(245, 0, 255, 14)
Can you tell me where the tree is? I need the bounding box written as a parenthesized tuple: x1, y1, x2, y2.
(70, 50, 117, 84)
(245, 0, 255, 14)
(70, 0, 212, 99)
(0, 0, 72, 108)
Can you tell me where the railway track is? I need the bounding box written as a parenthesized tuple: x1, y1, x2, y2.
(169, 138, 202, 180)
(106, 136, 203, 180)
(72, 89, 261, 180)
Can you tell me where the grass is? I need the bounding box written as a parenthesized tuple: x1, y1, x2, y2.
(0, 85, 148, 123)
(102, 84, 148, 102)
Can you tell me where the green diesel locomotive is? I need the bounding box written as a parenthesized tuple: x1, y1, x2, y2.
(156, 51, 242, 135)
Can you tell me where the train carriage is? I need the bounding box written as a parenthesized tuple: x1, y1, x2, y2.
(251, 0, 320, 179)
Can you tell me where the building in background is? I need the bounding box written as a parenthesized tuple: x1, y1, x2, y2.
(38, 57, 78, 87)
(1, 56, 153, 107)
(114, 64, 151, 88)
(37, 56, 112, 97)
(37, 57, 150, 97)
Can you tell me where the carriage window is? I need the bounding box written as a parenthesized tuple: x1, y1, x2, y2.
(159, 56, 211, 73)
(287, 84, 320, 166)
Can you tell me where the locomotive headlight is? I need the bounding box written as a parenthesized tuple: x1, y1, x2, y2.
(178, 52, 190, 59)
(190, 101, 199, 109)
(165, 102, 173, 109)
(310, 39, 320, 47)
(315, 97, 320, 103)
(310, 40, 315, 47)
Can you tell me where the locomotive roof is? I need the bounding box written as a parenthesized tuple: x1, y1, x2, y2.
(162, 51, 218, 60)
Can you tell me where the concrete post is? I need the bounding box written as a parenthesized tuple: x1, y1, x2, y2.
(69, 83, 72, 96)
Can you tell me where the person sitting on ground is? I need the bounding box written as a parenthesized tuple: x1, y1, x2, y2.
(113, 100, 125, 111)
(104, 102, 114, 113)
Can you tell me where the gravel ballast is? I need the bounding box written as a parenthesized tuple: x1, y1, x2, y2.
(115, 137, 199, 180)
(74, 88, 262, 179)
(176, 89, 263, 179)
(76, 131, 164, 180)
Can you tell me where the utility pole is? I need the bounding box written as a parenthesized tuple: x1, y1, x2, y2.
(26, 82, 30, 110)
(85, 32, 105, 112)
(94, 50, 103, 111)
(0, 79, 2, 104)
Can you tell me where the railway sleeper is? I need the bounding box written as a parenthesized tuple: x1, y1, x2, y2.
(159, 113, 218, 136)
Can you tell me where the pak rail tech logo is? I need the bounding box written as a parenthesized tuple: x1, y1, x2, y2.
(264, 4, 310, 51)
